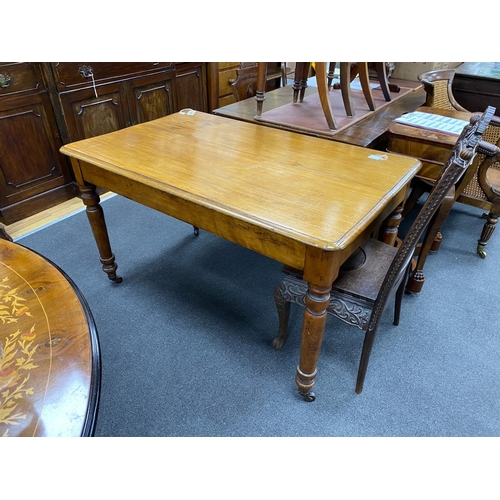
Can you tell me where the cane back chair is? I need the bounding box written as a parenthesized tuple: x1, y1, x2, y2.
(412, 69, 500, 258)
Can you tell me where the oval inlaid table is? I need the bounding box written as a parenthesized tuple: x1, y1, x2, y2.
(0, 239, 100, 437)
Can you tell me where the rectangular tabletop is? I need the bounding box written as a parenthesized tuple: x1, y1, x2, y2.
(61, 111, 421, 268)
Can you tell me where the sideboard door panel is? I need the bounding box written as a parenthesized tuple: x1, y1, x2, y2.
(0, 92, 72, 219)
(175, 63, 208, 112)
(127, 73, 175, 125)
(60, 84, 130, 141)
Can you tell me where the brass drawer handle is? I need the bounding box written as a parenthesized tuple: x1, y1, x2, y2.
(0, 73, 11, 88)
(78, 65, 94, 78)
(78, 65, 99, 98)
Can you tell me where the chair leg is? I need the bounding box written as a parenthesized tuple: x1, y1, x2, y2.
(358, 62, 376, 111)
(477, 210, 499, 258)
(299, 63, 310, 102)
(281, 62, 287, 87)
(356, 324, 379, 394)
(256, 62, 268, 117)
(272, 279, 292, 350)
(315, 62, 337, 130)
(327, 62, 337, 90)
(393, 275, 407, 326)
(373, 62, 391, 101)
(293, 63, 310, 103)
(340, 62, 354, 116)
(292, 63, 303, 103)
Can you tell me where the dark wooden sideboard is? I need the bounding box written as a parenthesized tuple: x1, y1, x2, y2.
(452, 62, 500, 116)
(0, 62, 76, 225)
(0, 62, 208, 225)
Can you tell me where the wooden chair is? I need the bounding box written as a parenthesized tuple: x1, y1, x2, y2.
(464, 127, 500, 259)
(230, 64, 259, 102)
(404, 130, 499, 293)
(419, 69, 468, 112)
(404, 69, 500, 261)
(231, 63, 292, 103)
(292, 62, 338, 130)
(256, 62, 391, 131)
(327, 62, 392, 117)
(272, 107, 494, 395)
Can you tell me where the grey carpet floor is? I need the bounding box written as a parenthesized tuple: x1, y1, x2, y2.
(18, 194, 500, 437)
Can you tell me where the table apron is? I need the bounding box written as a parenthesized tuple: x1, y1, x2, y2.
(79, 162, 408, 276)
(80, 163, 307, 270)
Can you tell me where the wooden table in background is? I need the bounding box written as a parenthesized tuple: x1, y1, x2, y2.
(60, 111, 421, 401)
(213, 83, 426, 149)
(387, 106, 473, 181)
(0, 239, 100, 436)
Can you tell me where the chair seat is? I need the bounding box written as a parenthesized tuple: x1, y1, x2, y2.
(282, 238, 399, 331)
(332, 238, 398, 303)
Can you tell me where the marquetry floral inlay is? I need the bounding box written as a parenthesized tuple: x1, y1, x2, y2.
(0, 276, 38, 436)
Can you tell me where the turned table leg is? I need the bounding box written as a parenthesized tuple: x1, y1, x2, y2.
(296, 247, 340, 401)
(379, 204, 404, 247)
(295, 281, 331, 401)
(79, 183, 122, 283)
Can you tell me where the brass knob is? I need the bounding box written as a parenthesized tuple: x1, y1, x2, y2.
(0, 73, 11, 88)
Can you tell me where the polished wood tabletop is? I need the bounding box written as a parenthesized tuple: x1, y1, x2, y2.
(60, 111, 421, 400)
(0, 239, 100, 436)
(213, 83, 427, 148)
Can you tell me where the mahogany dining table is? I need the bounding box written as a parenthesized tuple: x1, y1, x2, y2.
(59, 111, 421, 401)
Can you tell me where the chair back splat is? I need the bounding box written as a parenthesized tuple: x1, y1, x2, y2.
(273, 106, 495, 395)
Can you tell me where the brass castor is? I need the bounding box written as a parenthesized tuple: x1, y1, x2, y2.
(477, 244, 487, 259)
